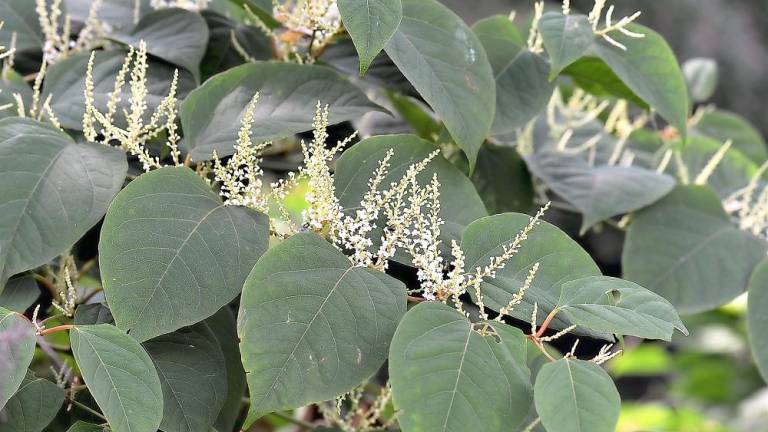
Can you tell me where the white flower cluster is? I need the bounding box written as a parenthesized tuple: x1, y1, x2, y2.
(725, 161, 768, 239)
(37, 0, 105, 65)
(83, 41, 181, 172)
(588, 0, 645, 51)
(212, 93, 270, 213)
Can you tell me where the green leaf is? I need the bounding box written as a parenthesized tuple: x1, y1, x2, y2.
(74, 303, 114, 325)
(143, 323, 227, 432)
(748, 258, 768, 383)
(683, 57, 718, 103)
(461, 213, 602, 334)
(471, 144, 534, 214)
(100, 166, 269, 342)
(111, 8, 209, 82)
(385, 92, 442, 140)
(674, 135, 758, 199)
(180, 62, 382, 161)
(207, 307, 246, 432)
(524, 149, 675, 233)
(563, 57, 645, 107)
(0, 118, 127, 283)
(65, 421, 105, 432)
(334, 134, 487, 260)
(200, 11, 272, 81)
(389, 302, 532, 432)
(473, 16, 552, 137)
(70, 324, 163, 432)
(622, 185, 768, 313)
(534, 358, 620, 432)
(338, 0, 402, 75)
(590, 24, 689, 136)
(538, 12, 594, 79)
(0, 0, 43, 52)
(0, 275, 39, 313)
(43, 49, 197, 131)
(0, 307, 36, 410)
(0, 70, 33, 121)
(556, 276, 688, 341)
(692, 109, 768, 164)
(0, 371, 64, 432)
(238, 233, 406, 421)
(385, 0, 495, 169)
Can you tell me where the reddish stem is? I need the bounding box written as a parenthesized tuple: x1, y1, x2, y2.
(38, 324, 74, 336)
(535, 309, 559, 339)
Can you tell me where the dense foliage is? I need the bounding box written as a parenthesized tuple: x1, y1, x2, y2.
(0, 0, 765, 431)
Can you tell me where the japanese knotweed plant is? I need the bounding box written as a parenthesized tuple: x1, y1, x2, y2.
(0, 0, 765, 432)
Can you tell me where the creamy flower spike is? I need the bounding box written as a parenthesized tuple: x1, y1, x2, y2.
(37, 0, 105, 65)
(83, 42, 181, 172)
(588, 0, 645, 51)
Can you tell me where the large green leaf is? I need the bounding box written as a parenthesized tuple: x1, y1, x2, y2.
(623, 185, 767, 313)
(473, 16, 552, 137)
(461, 213, 602, 333)
(100, 166, 269, 342)
(389, 302, 532, 432)
(338, 0, 402, 75)
(0, 370, 64, 432)
(334, 134, 487, 259)
(692, 109, 768, 164)
(42, 49, 197, 131)
(471, 144, 534, 214)
(0, 307, 36, 410)
(0, 118, 127, 283)
(534, 358, 620, 432)
(238, 233, 406, 421)
(385, 0, 495, 169)
(556, 276, 687, 341)
(70, 324, 163, 432)
(563, 57, 645, 108)
(589, 24, 689, 136)
(524, 150, 675, 233)
(748, 258, 768, 383)
(143, 323, 227, 432)
(180, 62, 381, 161)
(538, 12, 593, 79)
(0, 275, 39, 313)
(0, 0, 43, 52)
(111, 8, 209, 82)
(207, 307, 246, 432)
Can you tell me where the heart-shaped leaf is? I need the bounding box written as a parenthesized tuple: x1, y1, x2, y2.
(0, 307, 36, 411)
(0, 118, 127, 283)
(334, 134, 487, 259)
(623, 185, 767, 313)
(556, 276, 687, 341)
(538, 12, 594, 79)
(100, 166, 269, 342)
(180, 62, 382, 161)
(385, 0, 495, 169)
(461, 213, 602, 334)
(389, 302, 532, 432)
(0, 370, 64, 432)
(534, 358, 620, 432)
(70, 324, 163, 432)
(143, 323, 227, 432)
(524, 149, 675, 233)
(238, 233, 406, 421)
(338, 0, 402, 75)
(111, 8, 209, 82)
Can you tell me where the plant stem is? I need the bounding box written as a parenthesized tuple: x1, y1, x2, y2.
(68, 397, 107, 421)
(39, 324, 74, 336)
(535, 309, 559, 338)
